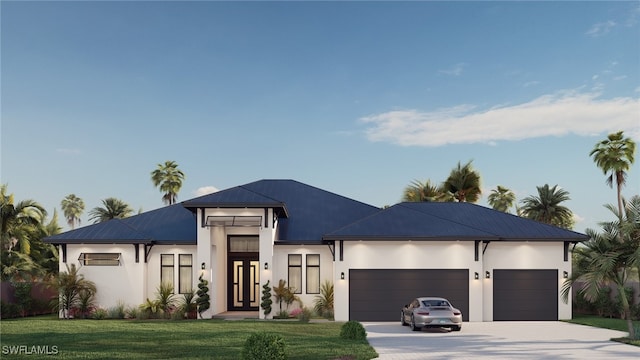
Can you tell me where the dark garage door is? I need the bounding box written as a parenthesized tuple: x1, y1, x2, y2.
(349, 269, 469, 321)
(493, 269, 558, 321)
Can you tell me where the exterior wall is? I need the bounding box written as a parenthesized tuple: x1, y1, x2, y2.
(61, 244, 147, 311)
(195, 207, 275, 318)
(272, 245, 334, 316)
(145, 245, 198, 299)
(482, 242, 571, 321)
(335, 241, 480, 322)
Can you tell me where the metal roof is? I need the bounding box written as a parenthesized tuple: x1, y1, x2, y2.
(44, 203, 196, 245)
(45, 181, 588, 246)
(324, 202, 589, 242)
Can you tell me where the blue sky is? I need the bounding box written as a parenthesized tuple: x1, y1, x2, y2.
(2, 1, 639, 233)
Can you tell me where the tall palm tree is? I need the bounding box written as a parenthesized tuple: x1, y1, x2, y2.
(61, 194, 85, 229)
(520, 184, 574, 229)
(590, 131, 636, 217)
(402, 179, 450, 202)
(88, 198, 133, 223)
(151, 161, 185, 205)
(488, 185, 516, 213)
(561, 199, 640, 338)
(442, 160, 482, 203)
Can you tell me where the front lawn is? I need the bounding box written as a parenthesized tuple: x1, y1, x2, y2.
(0, 316, 378, 359)
(566, 315, 640, 347)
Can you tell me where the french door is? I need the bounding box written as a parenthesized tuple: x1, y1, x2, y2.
(227, 236, 260, 311)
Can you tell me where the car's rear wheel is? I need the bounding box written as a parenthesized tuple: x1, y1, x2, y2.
(410, 316, 421, 331)
(401, 311, 407, 326)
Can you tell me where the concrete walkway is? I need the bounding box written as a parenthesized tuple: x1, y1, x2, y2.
(363, 321, 640, 359)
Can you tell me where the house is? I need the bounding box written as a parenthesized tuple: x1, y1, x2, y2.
(44, 179, 588, 321)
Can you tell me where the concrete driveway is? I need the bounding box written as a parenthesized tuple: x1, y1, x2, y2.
(363, 321, 640, 359)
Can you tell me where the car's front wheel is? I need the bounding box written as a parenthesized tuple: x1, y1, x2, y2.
(401, 311, 407, 326)
(410, 316, 421, 332)
(452, 326, 462, 332)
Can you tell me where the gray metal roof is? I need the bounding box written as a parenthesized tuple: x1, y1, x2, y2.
(324, 202, 589, 242)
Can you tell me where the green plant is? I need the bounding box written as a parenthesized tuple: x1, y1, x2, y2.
(196, 274, 210, 318)
(156, 282, 176, 318)
(273, 279, 300, 312)
(107, 301, 126, 319)
(313, 281, 334, 319)
(139, 298, 162, 318)
(11, 281, 33, 317)
(179, 290, 198, 319)
(91, 308, 107, 320)
(75, 288, 95, 318)
(261, 280, 272, 317)
(297, 307, 312, 323)
(50, 264, 97, 319)
(340, 321, 367, 340)
(276, 309, 289, 319)
(124, 305, 139, 319)
(242, 332, 287, 360)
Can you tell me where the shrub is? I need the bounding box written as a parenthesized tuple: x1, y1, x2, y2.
(91, 308, 108, 320)
(275, 309, 289, 319)
(340, 321, 367, 340)
(1, 301, 19, 319)
(289, 308, 302, 317)
(261, 280, 272, 317)
(196, 275, 210, 318)
(242, 332, 287, 360)
(313, 281, 334, 319)
(124, 305, 139, 319)
(297, 307, 313, 323)
(107, 301, 126, 319)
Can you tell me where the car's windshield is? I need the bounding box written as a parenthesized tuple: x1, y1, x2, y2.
(421, 300, 450, 307)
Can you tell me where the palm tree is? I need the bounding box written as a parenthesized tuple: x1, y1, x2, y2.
(442, 160, 482, 203)
(88, 198, 133, 223)
(561, 199, 640, 338)
(1, 184, 47, 255)
(520, 184, 573, 229)
(60, 194, 85, 229)
(402, 179, 450, 202)
(488, 185, 516, 213)
(151, 161, 185, 205)
(590, 131, 636, 217)
(51, 264, 97, 319)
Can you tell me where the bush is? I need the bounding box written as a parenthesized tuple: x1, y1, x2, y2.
(1, 301, 19, 319)
(275, 309, 289, 319)
(91, 308, 108, 320)
(242, 332, 287, 360)
(340, 320, 367, 340)
(107, 301, 126, 319)
(297, 307, 313, 323)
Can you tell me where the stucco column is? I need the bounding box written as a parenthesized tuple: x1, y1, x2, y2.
(196, 208, 214, 319)
(259, 209, 275, 319)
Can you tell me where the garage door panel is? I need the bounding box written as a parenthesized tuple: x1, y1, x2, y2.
(494, 269, 558, 321)
(349, 269, 469, 321)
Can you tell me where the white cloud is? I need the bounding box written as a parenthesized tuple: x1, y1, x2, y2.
(586, 20, 617, 37)
(523, 81, 540, 88)
(193, 186, 219, 196)
(359, 90, 640, 147)
(438, 63, 466, 76)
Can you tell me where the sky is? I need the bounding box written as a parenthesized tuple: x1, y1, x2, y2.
(1, 1, 639, 234)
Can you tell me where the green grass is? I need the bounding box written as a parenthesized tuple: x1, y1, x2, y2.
(0, 315, 378, 359)
(565, 314, 640, 347)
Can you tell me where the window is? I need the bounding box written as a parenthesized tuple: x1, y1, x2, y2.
(178, 254, 193, 294)
(78, 253, 120, 266)
(161, 254, 174, 289)
(288, 254, 302, 294)
(306, 254, 320, 294)
(229, 236, 259, 252)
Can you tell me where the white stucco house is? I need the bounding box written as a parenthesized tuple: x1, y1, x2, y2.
(45, 179, 588, 322)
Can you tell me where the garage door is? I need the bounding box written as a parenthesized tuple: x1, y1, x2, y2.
(349, 269, 469, 321)
(493, 269, 558, 321)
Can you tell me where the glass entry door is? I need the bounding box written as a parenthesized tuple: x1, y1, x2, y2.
(227, 236, 260, 311)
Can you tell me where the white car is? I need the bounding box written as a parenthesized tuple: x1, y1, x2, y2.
(401, 297, 462, 332)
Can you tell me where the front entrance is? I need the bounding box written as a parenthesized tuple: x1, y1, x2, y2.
(227, 236, 260, 311)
